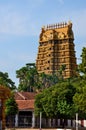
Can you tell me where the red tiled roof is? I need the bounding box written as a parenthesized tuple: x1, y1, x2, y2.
(14, 92, 36, 100)
(16, 99, 35, 110)
(14, 92, 36, 111)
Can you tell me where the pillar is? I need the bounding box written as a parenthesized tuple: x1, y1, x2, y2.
(15, 114, 18, 127)
(32, 111, 35, 128)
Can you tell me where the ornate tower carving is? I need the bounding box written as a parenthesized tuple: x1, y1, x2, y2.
(36, 21, 77, 78)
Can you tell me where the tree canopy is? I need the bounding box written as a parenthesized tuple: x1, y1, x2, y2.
(5, 92, 18, 127)
(15, 47, 86, 119)
(79, 47, 86, 76)
(0, 71, 16, 90)
(35, 81, 76, 118)
(16, 63, 58, 92)
(16, 63, 38, 92)
(35, 47, 86, 119)
(5, 94, 18, 116)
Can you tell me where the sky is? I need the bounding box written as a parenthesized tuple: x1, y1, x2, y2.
(0, 0, 86, 86)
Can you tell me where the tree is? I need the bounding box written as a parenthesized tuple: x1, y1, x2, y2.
(38, 72, 58, 91)
(35, 86, 58, 117)
(73, 78, 86, 118)
(0, 72, 16, 90)
(35, 47, 86, 119)
(35, 81, 76, 118)
(16, 63, 38, 92)
(16, 63, 58, 92)
(5, 93, 18, 127)
(79, 47, 86, 76)
(57, 64, 66, 80)
(72, 47, 86, 118)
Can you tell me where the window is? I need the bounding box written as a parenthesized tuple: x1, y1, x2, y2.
(54, 40, 58, 44)
(48, 61, 50, 63)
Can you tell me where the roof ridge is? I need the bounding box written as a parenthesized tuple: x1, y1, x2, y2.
(17, 92, 26, 100)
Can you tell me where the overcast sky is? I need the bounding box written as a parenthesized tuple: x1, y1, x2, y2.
(0, 0, 86, 86)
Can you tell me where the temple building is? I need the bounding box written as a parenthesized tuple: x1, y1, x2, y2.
(36, 21, 77, 79)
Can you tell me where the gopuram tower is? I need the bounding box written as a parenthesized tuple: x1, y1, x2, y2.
(36, 21, 77, 79)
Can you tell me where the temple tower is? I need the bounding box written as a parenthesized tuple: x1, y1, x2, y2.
(36, 21, 77, 79)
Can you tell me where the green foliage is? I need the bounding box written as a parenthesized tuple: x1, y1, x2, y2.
(73, 78, 86, 115)
(17, 47, 86, 119)
(16, 64, 58, 92)
(35, 81, 76, 118)
(57, 64, 66, 80)
(5, 94, 18, 116)
(38, 72, 58, 90)
(0, 71, 16, 90)
(35, 87, 58, 117)
(34, 93, 44, 116)
(79, 47, 86, 76)
(57, 100, 72, 117)
(5, 93, 18, 128)
(16, 63, 38, 92)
